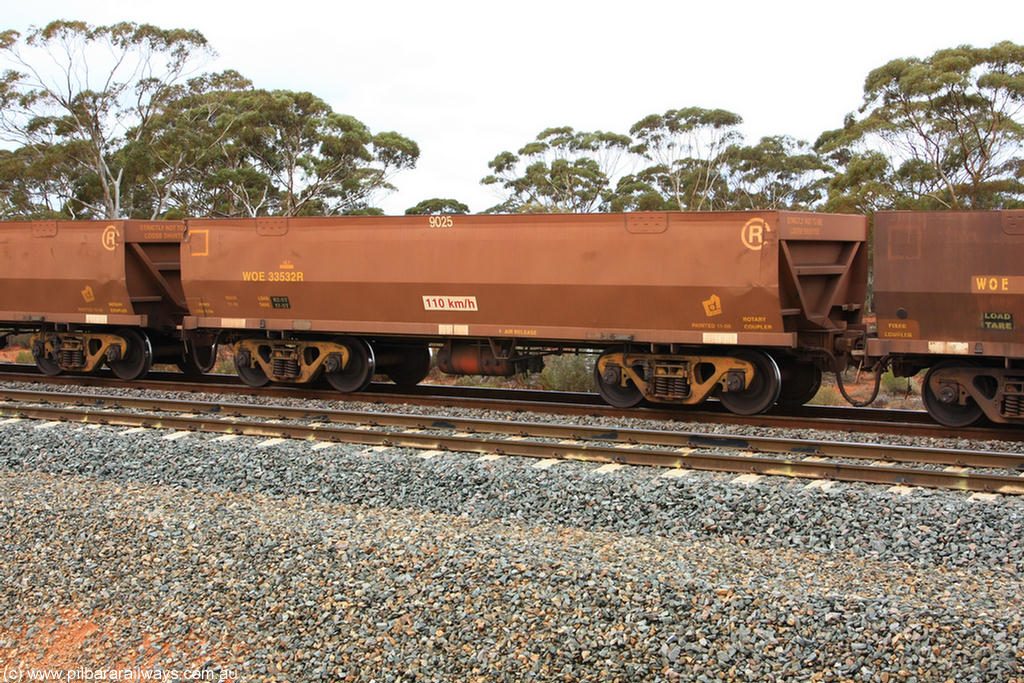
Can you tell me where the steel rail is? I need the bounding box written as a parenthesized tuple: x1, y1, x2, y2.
(2, 387, 1023, 471)
(1, 364, 1022, 442)
(1, 399, 1023, 495)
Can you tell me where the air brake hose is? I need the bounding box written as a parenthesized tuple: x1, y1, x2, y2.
(833, 357, 888, 407)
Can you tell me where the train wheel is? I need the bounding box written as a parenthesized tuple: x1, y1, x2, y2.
(922, 362, 983, 427)
(325, 337, 375, 393)
(385, 345, 432, 387)
(33, 345, 61, 376)
(594, 349, 644, 408)
(234, 347, 269, 387)
(108, 329, 153, 380)
(775, 360, 822, 408)
(719, 350, 781, 415)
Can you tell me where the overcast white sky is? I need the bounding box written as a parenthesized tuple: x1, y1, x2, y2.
(4, 0, 1022, 214)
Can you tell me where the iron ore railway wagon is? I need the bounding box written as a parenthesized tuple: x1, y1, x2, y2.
(1, 209, 1022, 426)
(870, 210, 1024, 427)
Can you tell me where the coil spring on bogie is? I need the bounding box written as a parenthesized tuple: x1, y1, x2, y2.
(1002, 394, 1024, 418)
(652, 376, 690, 398)
(60, 348, 85, 368)
(273, 356, 300, 379)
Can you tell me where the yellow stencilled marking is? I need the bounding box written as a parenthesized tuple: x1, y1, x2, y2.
(971, 275, 1024, 293)
(428, 215, 455, 228)
(257, 438, 287, 448)
(101, 224, 118, 251)
(880, 319, 919, 339)
(742, 315, 773, 331)
(741, 217, 770, 251)
(242, 270, 304, 282)
(702, 294, 723, 317)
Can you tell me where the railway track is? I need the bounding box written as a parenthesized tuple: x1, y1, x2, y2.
(0, 363, 1021, 442)
(1, 386, 1023, 495)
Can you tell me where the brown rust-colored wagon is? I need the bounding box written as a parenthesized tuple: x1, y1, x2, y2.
(179, 211, 867, 413)
(869, 210, 1024, 426)
(0, 219, 210, 378)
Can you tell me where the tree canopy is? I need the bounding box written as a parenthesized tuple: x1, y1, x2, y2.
(405, 198, 469, 215)
(0, 20, 419, 219)
(1, 26, 1020, 219)
(815, 41, 1024, 211)
(481, 127, 631, 213)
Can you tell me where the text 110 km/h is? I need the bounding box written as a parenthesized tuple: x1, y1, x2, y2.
(422, 296, 478, 311)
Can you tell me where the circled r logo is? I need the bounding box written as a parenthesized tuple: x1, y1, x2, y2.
(741, 218, 769, 251)
(101, 224, 118, 251)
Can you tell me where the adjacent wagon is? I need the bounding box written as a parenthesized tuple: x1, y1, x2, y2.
(870, 210, 1024, 425)
(0, 219, 202, 378)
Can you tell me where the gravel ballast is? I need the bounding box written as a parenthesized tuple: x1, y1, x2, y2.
(1, 389, 1022, 681)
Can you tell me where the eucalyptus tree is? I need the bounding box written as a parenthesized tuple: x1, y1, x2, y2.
(726, 135, 829, 210)
(628, 107, 743, 211)
(481, 126, 631, 213)
(120, 69, 254, 218)
(226, 89, 419, 216)
(405, 198, 469, 215)
(817, 41, 1024, 210)
(0, 20, 212, 218)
